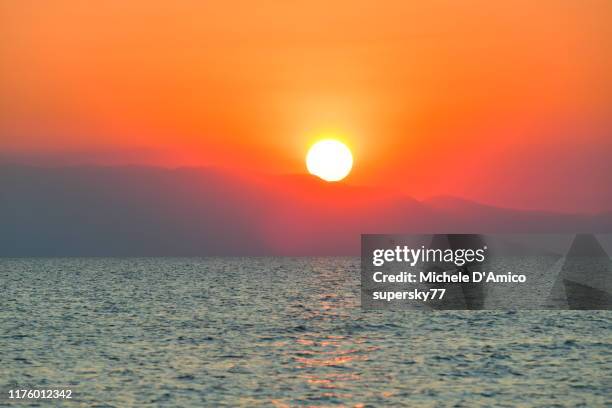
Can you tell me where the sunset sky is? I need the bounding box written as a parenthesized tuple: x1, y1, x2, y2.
(1, 1, 611, 212)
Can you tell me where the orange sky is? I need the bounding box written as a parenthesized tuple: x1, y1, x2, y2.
(1, 1, 611, 211)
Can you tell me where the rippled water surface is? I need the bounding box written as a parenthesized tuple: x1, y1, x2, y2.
(1, 258, 611, 407)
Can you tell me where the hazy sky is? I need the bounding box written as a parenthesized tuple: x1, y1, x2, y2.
(1, 1, 611, 211)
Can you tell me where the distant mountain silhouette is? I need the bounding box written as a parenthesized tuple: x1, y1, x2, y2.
(1, 165, 611, 256)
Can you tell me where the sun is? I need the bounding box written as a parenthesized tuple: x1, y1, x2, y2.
(306, 139, 353, 182)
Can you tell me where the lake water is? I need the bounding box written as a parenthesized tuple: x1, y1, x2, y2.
(1, 258, 610, 407)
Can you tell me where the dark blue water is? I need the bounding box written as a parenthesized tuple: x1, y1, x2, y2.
(1, 258, 610, 407)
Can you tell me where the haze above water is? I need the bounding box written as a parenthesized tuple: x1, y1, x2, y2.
(1, 258, 610, 407)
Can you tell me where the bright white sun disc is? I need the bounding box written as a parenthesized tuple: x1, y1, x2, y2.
(306, 139, 353, 182)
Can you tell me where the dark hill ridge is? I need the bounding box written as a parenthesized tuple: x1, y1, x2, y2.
(1, 165, 611, 256)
